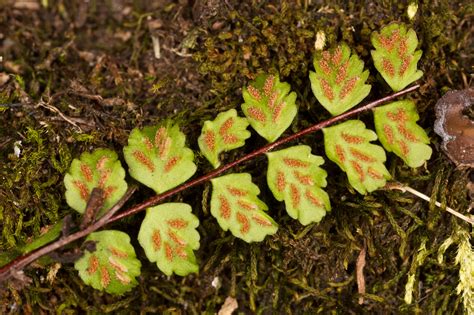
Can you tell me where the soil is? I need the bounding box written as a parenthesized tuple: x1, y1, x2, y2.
(0, 0, 472, 314)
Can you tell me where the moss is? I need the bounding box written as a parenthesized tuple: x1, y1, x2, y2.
(0, 0, 472, 313)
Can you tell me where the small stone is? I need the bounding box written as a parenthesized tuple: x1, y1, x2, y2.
(211, 276, 221, 289)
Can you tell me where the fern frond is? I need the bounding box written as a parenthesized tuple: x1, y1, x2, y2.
(323, 120, 391, 194)
(242, 73, 297, 142)
(266, 145, 331, 225)
(371, 23, 423, 91)
(138, 203, 200, 276)
(64, 149, 127, 216)
(309, 43, 371, 116)
(74, 230, 141, 294)
(123, 122, 197, 194)
(210, 173, 278, 242)
(374, 100, 432, 167)
(198, 109, 251, 168)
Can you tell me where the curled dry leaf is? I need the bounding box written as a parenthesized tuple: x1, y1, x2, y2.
(218, 296, 238, 315)
(434, 88, 474, 167)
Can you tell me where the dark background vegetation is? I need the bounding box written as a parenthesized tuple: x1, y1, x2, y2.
(0, 0, 472, 313)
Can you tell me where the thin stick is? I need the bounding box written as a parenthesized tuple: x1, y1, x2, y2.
(0, 85, 419, 283)
(387, 182, 474, 225)
(356, 245, 367, 305)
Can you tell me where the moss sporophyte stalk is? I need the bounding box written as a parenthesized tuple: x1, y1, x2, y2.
(1, 23, 438, 296)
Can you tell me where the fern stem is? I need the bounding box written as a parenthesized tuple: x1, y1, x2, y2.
(111, 84, 421, 222)
(0, 84, 420, 283)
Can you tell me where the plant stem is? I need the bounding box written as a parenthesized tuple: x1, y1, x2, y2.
(0, 84, 420, 283)
(111, 84, 421, 222)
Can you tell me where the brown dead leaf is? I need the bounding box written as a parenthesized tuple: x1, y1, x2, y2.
(4, 61, 21, 74)
(434, 88, 474, 167)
